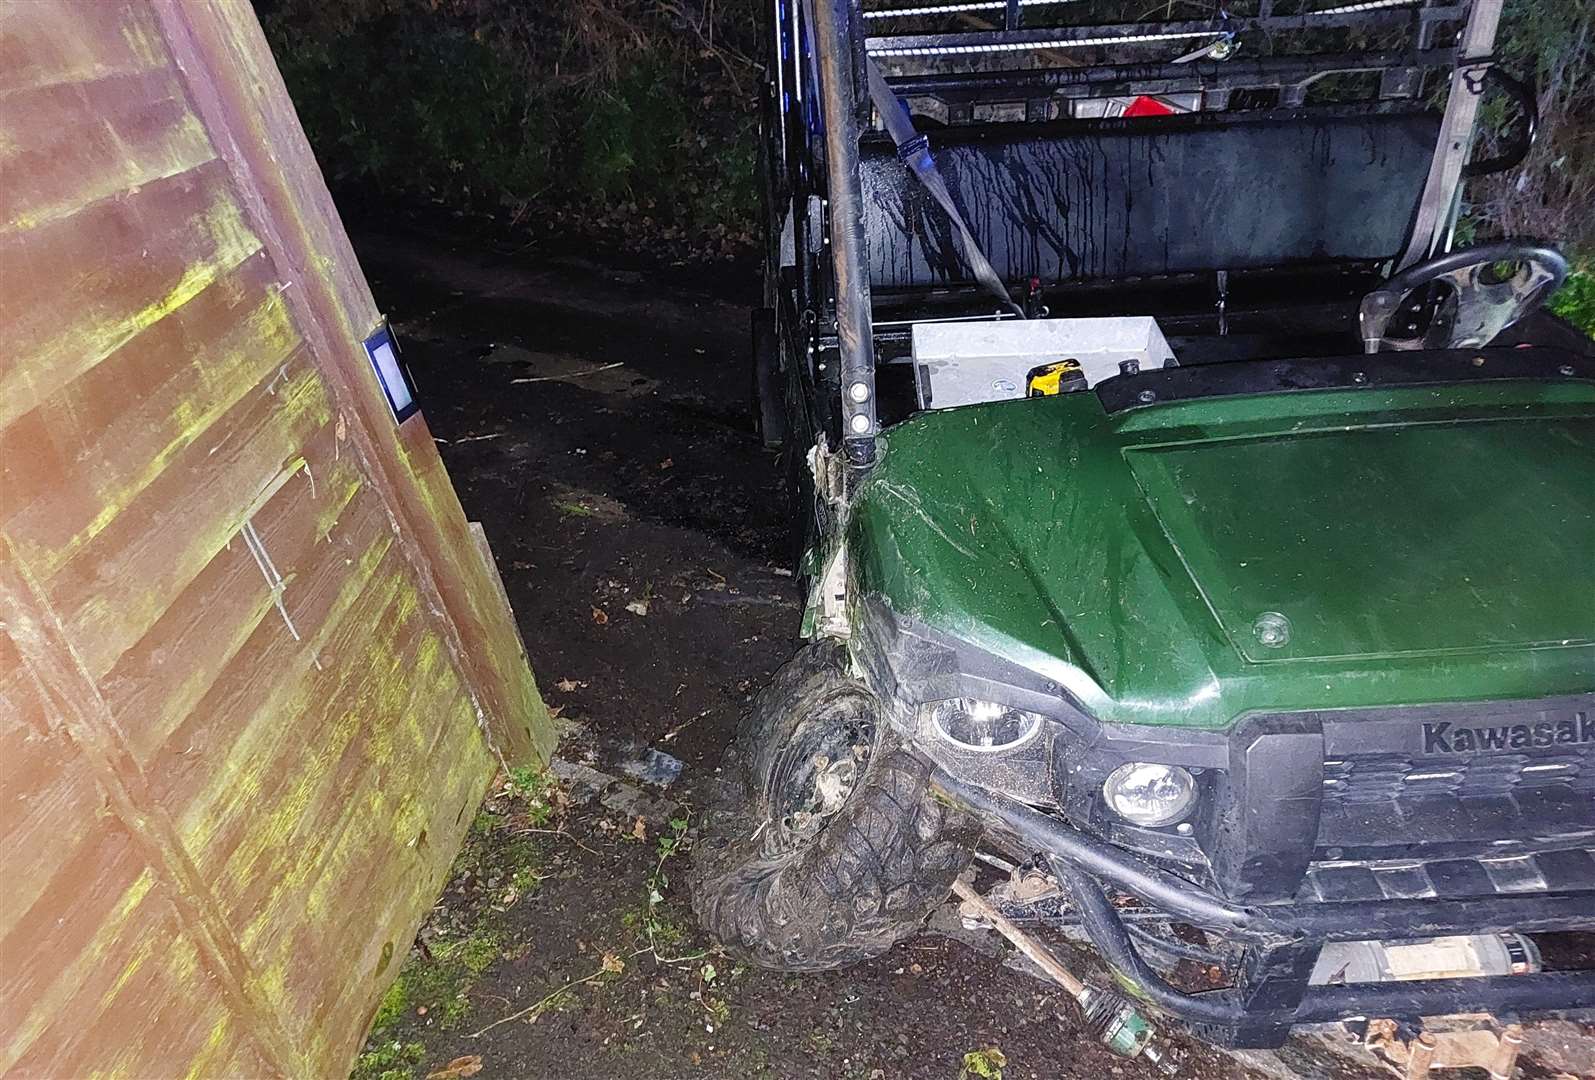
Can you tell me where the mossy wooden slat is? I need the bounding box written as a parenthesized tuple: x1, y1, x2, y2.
(0, 256, 300, 565)
(16, 924, 275, 1080)
(202, 574, 449, 909)
(0, 2, 553, 1075)
(2, 847, 159, 1074)
(0, 66, 215, 233)
(49, 365, 330, 677)
(102, 431, 367, 764)
(0, 1, 165, 95)
(284, 692, 493, 1074)
(0, 168, 267, 433)
(152, 519, 402, 848)
(155, 0, 553, 764)
(4, 867, 270, 1080)
(0, 646, 108, 956)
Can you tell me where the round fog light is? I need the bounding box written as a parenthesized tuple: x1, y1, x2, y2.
(1102, 762, 1196, 827)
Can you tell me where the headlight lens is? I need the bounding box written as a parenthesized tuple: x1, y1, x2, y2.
(924, 698, 1044, 752)
(1102, 762, 1197, 827)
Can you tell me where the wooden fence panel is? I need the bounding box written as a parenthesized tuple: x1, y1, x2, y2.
(0, 2, 553, 1075)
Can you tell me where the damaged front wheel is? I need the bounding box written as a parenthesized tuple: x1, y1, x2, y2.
(691, 643, 979, 970)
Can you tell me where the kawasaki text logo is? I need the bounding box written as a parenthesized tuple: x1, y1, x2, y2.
(1422, 713, 1593, 754)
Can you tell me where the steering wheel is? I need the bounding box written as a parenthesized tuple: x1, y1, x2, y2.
(1359, 240, 1568, 354)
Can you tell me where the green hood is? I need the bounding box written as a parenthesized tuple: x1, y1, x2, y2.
(848, 377, 1595, 730)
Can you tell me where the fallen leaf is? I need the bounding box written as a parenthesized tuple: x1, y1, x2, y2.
(625, 598, 650, 616)
(425, 1056, 483, 1080)
(554, 678, 587, 692)
(591, 606, 609, 625)
(601, 951, 626, 974)
(631, 817, 647, 841)
(959, 1047, 1006, 1080)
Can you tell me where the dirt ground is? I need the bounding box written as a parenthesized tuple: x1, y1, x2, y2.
(346, 224, 1593, 1080)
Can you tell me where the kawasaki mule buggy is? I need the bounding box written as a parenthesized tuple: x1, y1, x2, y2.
(692, 0, 1595, 1061)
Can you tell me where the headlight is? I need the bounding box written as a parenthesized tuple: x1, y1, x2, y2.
(1102, 762, 1196, 827)
(923, 698, 1044, 753)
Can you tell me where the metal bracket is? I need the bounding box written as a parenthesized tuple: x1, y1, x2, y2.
(1461, 56, 1498, 95)
(814, 542, 851, 640)
(801, 437, 853, 641)
(1395, 0, 1505, 270)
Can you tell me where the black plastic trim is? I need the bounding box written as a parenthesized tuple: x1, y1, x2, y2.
(934, 770, 1595, 941)
(1095, 346, 1594, 413)
(939, 769, 1595, 1045)
(1050, 856, 1595, 1042)
(858, 601, 1595, 886)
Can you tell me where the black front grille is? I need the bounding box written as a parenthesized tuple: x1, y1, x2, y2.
(1322, 751, 1594, 805)
(1305, 845, 1595, 902)
(1184, 698, 1595, 899)
(1316, 749, 1595, 854)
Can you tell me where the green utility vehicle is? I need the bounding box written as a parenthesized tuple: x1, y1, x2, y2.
(692, 0, 1595, 1055)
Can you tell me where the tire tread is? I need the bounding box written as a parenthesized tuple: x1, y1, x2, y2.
(691, 644, 978, 971)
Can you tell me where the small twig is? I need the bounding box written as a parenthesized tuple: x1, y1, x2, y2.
(692, 971, 723, 1016)
(511, 362, 624, 385)
(467, 967, 607, 1038)
(660, 710, 708, 743)
(650, 945, 710, 966)
(514, 826, 602, 857)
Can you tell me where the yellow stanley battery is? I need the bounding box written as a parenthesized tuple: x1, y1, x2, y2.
(1026, 359, 1086, 396)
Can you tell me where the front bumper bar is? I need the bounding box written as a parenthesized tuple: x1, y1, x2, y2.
(932, 770, 1595, 1046)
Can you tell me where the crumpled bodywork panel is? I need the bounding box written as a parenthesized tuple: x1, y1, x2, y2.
(846, 379, 1595, 729)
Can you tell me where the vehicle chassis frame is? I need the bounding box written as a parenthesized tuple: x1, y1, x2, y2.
(937, 771, 1595, 1047)
(772, 0, 1592, 1050)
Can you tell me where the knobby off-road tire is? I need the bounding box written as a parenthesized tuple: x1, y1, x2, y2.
(691, 643, 979, 971)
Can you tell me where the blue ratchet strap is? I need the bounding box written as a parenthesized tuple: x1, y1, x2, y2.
(866, 60, 1024, 318)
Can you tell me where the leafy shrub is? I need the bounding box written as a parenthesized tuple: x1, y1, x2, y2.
(260, 0, 759, 258)
(1463, 0, 1594, 259)
(1551, 270, 1595, 336)
(259, 0, 1587, 269)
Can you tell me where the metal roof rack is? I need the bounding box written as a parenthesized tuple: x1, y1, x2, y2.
(866, 0, 1469, 112)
